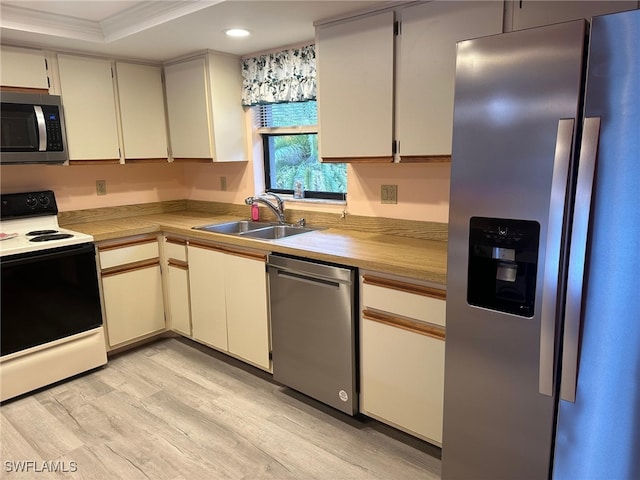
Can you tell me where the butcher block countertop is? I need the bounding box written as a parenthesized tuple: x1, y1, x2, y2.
(61, 201, 448, 286)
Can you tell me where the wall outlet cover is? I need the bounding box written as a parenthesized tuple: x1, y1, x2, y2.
(381, 184, 397, 204)
(96, 180, 107, 196)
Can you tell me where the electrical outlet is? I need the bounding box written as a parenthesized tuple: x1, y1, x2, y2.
(96, 180, 107, 196)
(381, 185, 397, 204)
(220, 176, 227, 191)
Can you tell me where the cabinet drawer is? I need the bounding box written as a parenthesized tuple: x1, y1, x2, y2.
(362, 275, 446, 327)
(165, 237, 187, 262)
(99, 237, 159, 269)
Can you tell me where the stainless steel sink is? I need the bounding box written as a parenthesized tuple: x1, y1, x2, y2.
(193, 220, 272, 234)
(239, 225, 316, 240)
(192, 220, 318, 240)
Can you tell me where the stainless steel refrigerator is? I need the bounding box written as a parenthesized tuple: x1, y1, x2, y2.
(443, 9, 639, 479)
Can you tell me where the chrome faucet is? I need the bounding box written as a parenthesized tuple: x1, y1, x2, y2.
(245, 192, 286, 224)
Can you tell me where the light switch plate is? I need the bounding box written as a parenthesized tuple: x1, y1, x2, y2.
(381, 185, 397, 204)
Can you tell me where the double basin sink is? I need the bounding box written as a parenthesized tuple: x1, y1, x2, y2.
(193, 220, 317, 240)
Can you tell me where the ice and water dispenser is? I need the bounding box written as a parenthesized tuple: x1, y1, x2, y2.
(467, 217, 540, 317)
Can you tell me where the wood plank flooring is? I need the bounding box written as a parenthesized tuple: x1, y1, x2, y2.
(1, 338, 441, 479)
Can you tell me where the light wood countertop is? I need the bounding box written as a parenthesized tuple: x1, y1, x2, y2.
(65, 210, 448, 286)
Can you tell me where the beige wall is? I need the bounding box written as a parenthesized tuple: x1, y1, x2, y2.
(0, 161, 450, 222)
(347, 163, 451, 224)
(0, 163, 186, 212)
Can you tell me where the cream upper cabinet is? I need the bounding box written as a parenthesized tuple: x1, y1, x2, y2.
(57, 54, 121, 162)
(510, 0, 638, 31)
(396, 1, 503, 161)
(164, 52, 247, 162)
(316, 2, 502, 163)
(316, 11, 395, 162)
(115, 62, 169, 161)
(0, 46, 49, 90)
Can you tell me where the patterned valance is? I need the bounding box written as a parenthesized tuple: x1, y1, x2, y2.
(241, 44, 316, 106)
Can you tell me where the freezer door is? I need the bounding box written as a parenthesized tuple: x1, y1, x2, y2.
(442, 20, 587, 479)
(553, 10, 640, 480)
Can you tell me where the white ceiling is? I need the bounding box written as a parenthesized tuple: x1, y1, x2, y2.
(0, 0, 391, 62)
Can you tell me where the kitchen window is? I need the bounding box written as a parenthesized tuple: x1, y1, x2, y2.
(258, 101, 346, 201)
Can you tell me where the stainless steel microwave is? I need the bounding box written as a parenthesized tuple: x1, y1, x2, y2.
(0, 92, 69, 165)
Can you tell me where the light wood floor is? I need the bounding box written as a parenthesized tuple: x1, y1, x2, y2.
(1, 337, 441, 479)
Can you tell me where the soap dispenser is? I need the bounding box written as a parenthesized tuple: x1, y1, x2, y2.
(251, 202, 260, 221)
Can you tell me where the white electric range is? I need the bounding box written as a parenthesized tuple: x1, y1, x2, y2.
(0, 190, 107, 402)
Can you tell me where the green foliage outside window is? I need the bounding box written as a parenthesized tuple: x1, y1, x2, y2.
(261, 101, 346, 198)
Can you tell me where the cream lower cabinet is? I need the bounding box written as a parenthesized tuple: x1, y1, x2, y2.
(98, 236, 166, 349)
(164, 237, 191, 336)
(360, 273, 446, 445)
(188, 241, 270, 370)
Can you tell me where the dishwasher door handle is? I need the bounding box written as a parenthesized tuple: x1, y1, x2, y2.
(274, 269, 342, 289)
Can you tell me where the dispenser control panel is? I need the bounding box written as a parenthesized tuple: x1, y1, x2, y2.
(467, 217, 540, 317)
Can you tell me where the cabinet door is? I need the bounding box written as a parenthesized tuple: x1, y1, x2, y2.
(164, 58, 213, 160)
(187, 245, 227, 350)
(225, 253, 270, 370)
(361, 316, 445, 444)
(102, 265, 165, 347)
(115, 62, 168, 161)
(167, 264, 191, 336)
(397, 1, 503, 160)
(317, 11, 395, 161)
(57, 55, 120, 162)
(207, 52, 247, 162)
(0, 46, 48, 89)
(511, 1, 637, 31)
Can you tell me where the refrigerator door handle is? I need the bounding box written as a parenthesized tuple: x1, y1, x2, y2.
(560, 116, 601, 402)
(539, 118, 575, 396)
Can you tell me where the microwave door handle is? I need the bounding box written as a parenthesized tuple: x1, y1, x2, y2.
(34, 105, 47, 151)
(539, 118, 574, 396)
(560, 116, 601, 402)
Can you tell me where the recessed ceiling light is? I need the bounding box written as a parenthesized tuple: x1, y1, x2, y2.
(224, 28, 251, 38)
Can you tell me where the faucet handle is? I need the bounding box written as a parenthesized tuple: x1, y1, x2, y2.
(263, 191, 284, 211)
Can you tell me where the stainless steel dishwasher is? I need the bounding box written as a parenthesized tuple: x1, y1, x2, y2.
(267, 254, 358, 415)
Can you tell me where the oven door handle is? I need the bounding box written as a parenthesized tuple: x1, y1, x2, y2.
(1, 243, 95, 267)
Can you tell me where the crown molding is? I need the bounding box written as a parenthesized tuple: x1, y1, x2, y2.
(0, 4, 103, 42)
(100, 1, 223, 42)
(0, 1, 222, 44)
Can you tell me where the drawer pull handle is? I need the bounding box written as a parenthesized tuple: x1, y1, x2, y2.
(189, 241, 266, 262)
(363, 309, 445, 340)
(98, 236, 157, 251)
(101, 258, 160, 277)
(363, 275, 446, 300)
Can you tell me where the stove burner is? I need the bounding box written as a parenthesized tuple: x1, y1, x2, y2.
(29, 233, 74, 242)
(26, 229, 59, 236)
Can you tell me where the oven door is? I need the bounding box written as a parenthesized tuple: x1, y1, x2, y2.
(1, 242, 103, 357)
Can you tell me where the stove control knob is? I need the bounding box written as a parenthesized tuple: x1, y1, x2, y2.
(38, 194, 50, 207)
(26, 195, 37, 208)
